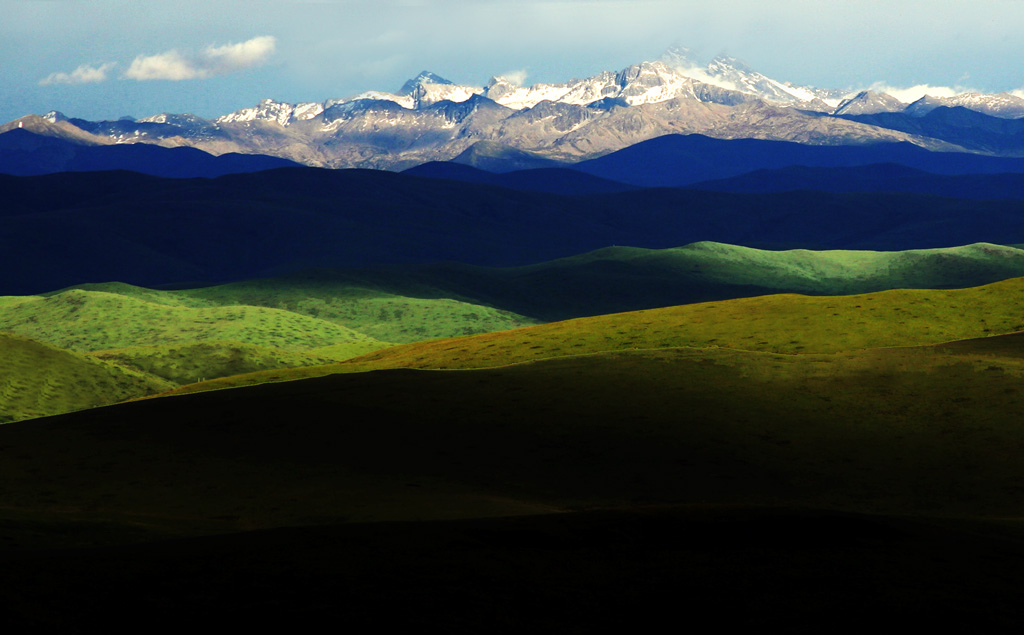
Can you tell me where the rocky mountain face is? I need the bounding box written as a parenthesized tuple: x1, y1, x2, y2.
(833, 91, 908, 116)
(903, 93, 1024, 119)
(10, 47, 1024, 170)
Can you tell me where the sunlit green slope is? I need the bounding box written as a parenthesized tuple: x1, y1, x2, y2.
(0, 288, 387, 352)
(172, 275, 1024, 394)
(0, 332, 172, 423)
(71, 277, 539, 343)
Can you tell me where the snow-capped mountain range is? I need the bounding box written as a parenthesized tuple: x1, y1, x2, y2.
(9, 46, 1024, 170)
(215, 46, 845, 120)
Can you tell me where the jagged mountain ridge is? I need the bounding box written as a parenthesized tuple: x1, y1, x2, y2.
(10, 47, 1024, 170)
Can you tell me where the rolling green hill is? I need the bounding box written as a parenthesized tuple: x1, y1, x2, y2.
(0, 332, 172, 423)
(7, 248, 1024, 423)
(89, 341, 368, 387)
(0, 289, 391, 406)
(319, 241, 1024, 321)
(175, 275, 1024, 395)
(4, 331, 1024, 528)
(0, 288, 389, 352)
(31, 241, 1024, 346)
(69, 278, 540, 343)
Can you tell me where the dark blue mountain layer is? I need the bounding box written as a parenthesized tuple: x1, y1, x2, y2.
(839, 106, 1024, 155)
(688, 163, 1024, 199)
(0, 128, 300, 178)
(4, 167, 1024, 295)
(571, 134, 1024, 188)
(402, 162, 637, 195)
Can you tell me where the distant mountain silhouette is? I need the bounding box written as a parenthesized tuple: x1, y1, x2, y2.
(403, 162, 637, 195)
(840, 106, 1024, 155)
(688, 163, 1024, 199)
(0, 128, 300, 177)
(571, 134, 1024, 188)
(5, 167, 1024, 295)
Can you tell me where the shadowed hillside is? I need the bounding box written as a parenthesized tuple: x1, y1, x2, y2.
(325, 241, 1024, 321)
(4, 334, 1024, 526)
(5, 280, 1024, 628)
(7, 168, 1024, 294)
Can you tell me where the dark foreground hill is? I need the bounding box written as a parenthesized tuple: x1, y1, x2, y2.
(6, 167, 1024, 294)
(4, 278, 1024, 628)
(3, 335, 1024, 628)
(4, 506, 1024, 630)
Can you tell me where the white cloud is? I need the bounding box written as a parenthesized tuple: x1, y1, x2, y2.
(671, 64, 741, 93)
(123, 36, 276, 81)
(499, 69, 529, 86)
(202, 36, 278, 74)
(123, 50, 198, 80)
(867, 82, 967, 103)
(1011, 89, 1024, 100)
(38, 62, 116, 86)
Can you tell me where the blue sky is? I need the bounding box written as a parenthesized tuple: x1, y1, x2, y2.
(4, 0, 1024, 123)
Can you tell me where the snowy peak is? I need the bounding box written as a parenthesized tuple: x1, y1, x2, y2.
(832, 91, 906, 116)
(399, 71, 454, 95)
(215, 98, 325, 126)
(705, 55, 828, 108)
(661, 48, 842, 110)
(409, 83, 484, 109)
(485, 76, 577, 109)
(484, 61, 740, 111)
(138, 113, 213, 127)
(43, 111, 69, 124)
(614, 61, 699, 106)
(905, 92, 1024, 119)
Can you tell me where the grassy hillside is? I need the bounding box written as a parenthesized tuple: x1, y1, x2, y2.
(68, 277, 540, 343)
(6, 276, 1024, 627)
(623, 241, 1024, 295)
(88, 341, 373, 386)
(202, 241, 1024, 323)
(171, 277, 537, 343)
(42, 241, 1024, 339)
(4, 333, 1024, 527)
(413, 241, 1024, 320)
(0, 332, 172, 423)
(346, 275, 1024, 364)
(0, 288, 388, 352)
(175, 275, 1024, 395)
(0, 288, 392, 406)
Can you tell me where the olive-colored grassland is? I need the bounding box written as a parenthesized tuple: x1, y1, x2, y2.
(6, 241, 1024, 422)
(5, 273, 1021, 524)
(5, 272, 1024, 628)
(171, 275, 1024, 394)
